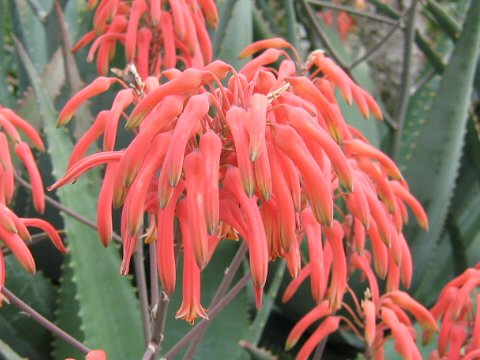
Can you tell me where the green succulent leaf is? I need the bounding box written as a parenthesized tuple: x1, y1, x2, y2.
(0, 338, 25, 360)
(13, 37, 144, 359)
(161, 241, 250, 359)
(411, 163, 480, 305)
(0, 257, 55, 360)
(402, 0, 480, 291)
(425, 0, 461, 42)
(213, 0, 253, 68)
(52, 254, 84, 360)
(241, 261, 286, 348)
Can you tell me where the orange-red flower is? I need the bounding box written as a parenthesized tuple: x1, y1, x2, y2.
(74, 0, 218, 77)
(430, 265, 480, 359)
(53, 40, 428, 328)
(0, 106, 65, 301)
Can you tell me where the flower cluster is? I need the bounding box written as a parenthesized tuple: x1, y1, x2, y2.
(283, 290, 437, 360)
(74, 0, 218, 78)
(51, 36, 432, 346)
(0, 106, 66, 301)
(320, 10, 356, 41)
(430, 264, 480, 359)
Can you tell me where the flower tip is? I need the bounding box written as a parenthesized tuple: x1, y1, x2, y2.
(58, 245, 68, 254)
(340, 177, 354, 193)
(120, 260, 130, 275)
(328, 125, 344, 146)
(56, 116, 71, 128)
(261, 190, 271, 202)
(47, 183, 58, 192)
(419, 218, 429, 231)
(196, 256, 208, 271)
(422, 330, 435, 346)
(34, 202, 45, 215)
(23, 257, 36, 274)
(125, 112, 146, 130)
(285, 340, 295, 351)
(285, 333, 300, 351)
(313, 207, 333, 227)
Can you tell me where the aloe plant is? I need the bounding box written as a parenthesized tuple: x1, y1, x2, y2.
(0, 1, 479, 359)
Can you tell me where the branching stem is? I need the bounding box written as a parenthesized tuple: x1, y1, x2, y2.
(134, 240, 151, 344)
(14, 172, 122, 244)
(183, 243, 248, 359)
(162, 273, 251, 360)
(1, 287, 91, 354)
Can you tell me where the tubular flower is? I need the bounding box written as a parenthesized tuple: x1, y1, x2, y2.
(429, 265, 480, 359)
(73, 0, 218, 77)
(0, 106, 66, 302)
(53, 39, 427, 327)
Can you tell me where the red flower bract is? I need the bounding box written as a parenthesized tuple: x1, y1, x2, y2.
(53, 40, 429, 330)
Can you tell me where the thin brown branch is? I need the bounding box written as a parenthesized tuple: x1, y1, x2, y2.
(149, 242, 159, 310)
(1, 287, 91, 354)
(134, 239, 151, 344)
(349, 19, 402, 70)
(183, 243, 248, 359)
(162, 273, 251, 360)
(2, 232, 51, 256)
(14, 172, 122, 244)
(141, 290, 170, 360)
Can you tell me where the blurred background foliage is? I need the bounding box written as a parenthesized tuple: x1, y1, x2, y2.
(0, 0, 479, 359)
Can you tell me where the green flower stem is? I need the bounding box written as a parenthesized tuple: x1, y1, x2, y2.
(162, 273, 251, 360)
(1, 287, 91, 354)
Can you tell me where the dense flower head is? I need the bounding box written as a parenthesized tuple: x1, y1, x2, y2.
(52, 38, 428, 333)
(0, 106, 66, 302)
(74, 0, 218, 78)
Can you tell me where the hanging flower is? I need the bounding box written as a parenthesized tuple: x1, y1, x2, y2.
(74, 0, 218, 78)
(0, 106, 66, 301)
(51, 38, 427, 327)
(430, 264, 480, 359)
